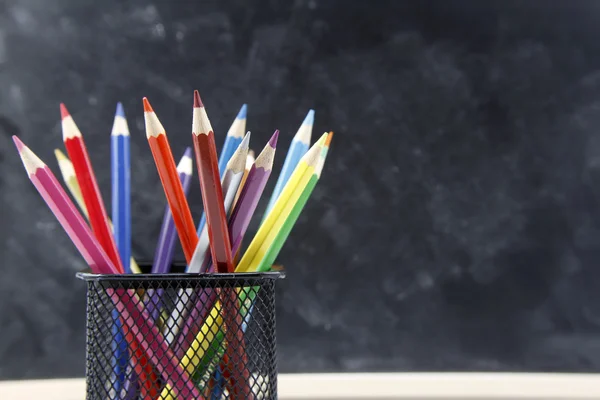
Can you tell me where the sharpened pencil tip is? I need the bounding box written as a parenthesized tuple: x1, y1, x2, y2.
(237, 104, 247, 119)
(142, 97, 153, 113)
(116, 102, 125, 117)
(325, 131, 334, 147)
(241, 131, 251, 148)
(54, 148, 67, 161)
(193, 90, 203, 108)
(303, 109, 315, 126)
(60, 103, 70, 120)
(269, 130, 279, 147)
(12, 135, 25, 151)
(183, 147, 193, 159)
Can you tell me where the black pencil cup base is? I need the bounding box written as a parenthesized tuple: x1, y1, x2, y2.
(77, 272, 284, 400)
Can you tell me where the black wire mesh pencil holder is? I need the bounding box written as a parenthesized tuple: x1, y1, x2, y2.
(77, 271, 285, 400)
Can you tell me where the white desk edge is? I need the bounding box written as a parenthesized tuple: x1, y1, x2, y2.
(1, 373, 599, 399)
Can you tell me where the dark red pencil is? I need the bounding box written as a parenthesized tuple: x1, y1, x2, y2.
(191, 90, 252, 400)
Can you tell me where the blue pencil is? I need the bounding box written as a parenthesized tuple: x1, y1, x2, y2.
(110, 102, 131, 394)
(196, 104, 247, 235)
(261, 109, 314, 222)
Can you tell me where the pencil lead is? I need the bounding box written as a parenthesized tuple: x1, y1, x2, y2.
(115, 102, 126, 118)
(112, 103, 130, 136)
(325, 131, 334, 147)
(12, 135, 25, 151)
(183, 147, 193, 160)
(255, 131, 279, 169)
(240, 131, 251, 149)
(13, 136, 45, 173)
(143, 98, 165, 138)
(142, 97, 154, 113)
(193, 90, 203, 108)
(269, 130, 279, 148)
(54, 148, 67, 162)
(237, 104, 247, 120)
(302, 109, 315, 127)
(192, 91, 212, 135)
(294, 110, 314, 145)
(60, 103, 70, 120)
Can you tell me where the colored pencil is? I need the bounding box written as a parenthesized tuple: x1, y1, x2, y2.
(143, 97, 198, 263)
(110, 103, 131, 394)
(61, 104, 124, 273)
(189, 131, 250, 274)
(111, 102, 131, 273)
(212, 130, 279, 398)
(196, 104, 247, 235)
(145, 147, 193, 322)
(233, 149, 255, 207)
(237, 132, 327, 273)
(163, 132, 249, 346)
(172, 131, 277, 359)
(191, 90, 235, 274)
(172, 131, 283, 389)
(14, 136, 120, 275)
(13, 136, 163, 397)
(256, 132, 332, 272)
(262, 109, 314, 222)
(160, 90, 251, 400)
(54, 149, 142, 273)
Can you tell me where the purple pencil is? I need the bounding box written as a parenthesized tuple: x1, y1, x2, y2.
(145, 147, 193, 320)
(173, 130, 278, 357)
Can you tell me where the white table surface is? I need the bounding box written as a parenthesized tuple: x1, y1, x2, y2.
(1, 373, 599, 399)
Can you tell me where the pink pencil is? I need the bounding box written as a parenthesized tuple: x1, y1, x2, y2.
(12, 136, 202, 399)
(13, 136, 118, 274)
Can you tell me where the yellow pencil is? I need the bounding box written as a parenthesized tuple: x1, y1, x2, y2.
(158, 135, 327, 399)
(54, 149, 142, 274)
(236, 132, 327, 272)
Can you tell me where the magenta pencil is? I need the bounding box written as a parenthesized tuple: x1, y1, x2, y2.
(173, 130, 278, 357)
(12, 136, 201, 399)
(12, 136, 119, 275)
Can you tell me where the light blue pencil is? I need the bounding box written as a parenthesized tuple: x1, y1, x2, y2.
(196, 104, 247, 235)
(110, 102, 131, 394)
(261, 109, 314, 222)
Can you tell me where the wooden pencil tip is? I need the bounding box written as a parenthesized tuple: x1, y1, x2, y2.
(142, 97, 153, 113)
(269, 130, 279, 147)
(325, 131, 334, 147)
(237, 104, 247, 119)
(60, 103, 70, 120)
(12, 135, 25, 151)
(54, 148, 67, 161)
(193, 90, 203, 108)
(115, 102, 125, 117)
(183, 146, 193, 159)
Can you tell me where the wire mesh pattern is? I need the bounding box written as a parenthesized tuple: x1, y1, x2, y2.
(78, 272, 284, 400)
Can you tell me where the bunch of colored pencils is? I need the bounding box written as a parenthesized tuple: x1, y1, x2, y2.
(12, 90, 332, 400)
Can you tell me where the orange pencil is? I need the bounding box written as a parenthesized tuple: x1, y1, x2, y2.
(143, 98, 198, 263)
(61, 104, 124, 273)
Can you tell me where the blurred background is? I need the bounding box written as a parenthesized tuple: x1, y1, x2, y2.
(2, 0, 600, 380)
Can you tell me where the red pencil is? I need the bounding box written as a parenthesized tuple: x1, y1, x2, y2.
(191, 90, 252, 399)
(61, 104, 124, 273)
(143, 97, 198, 263)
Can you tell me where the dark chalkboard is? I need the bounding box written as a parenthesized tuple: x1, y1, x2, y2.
(1, 0, 600, 379)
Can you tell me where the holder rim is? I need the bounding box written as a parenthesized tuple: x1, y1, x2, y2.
(76, 271, 286, 282)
